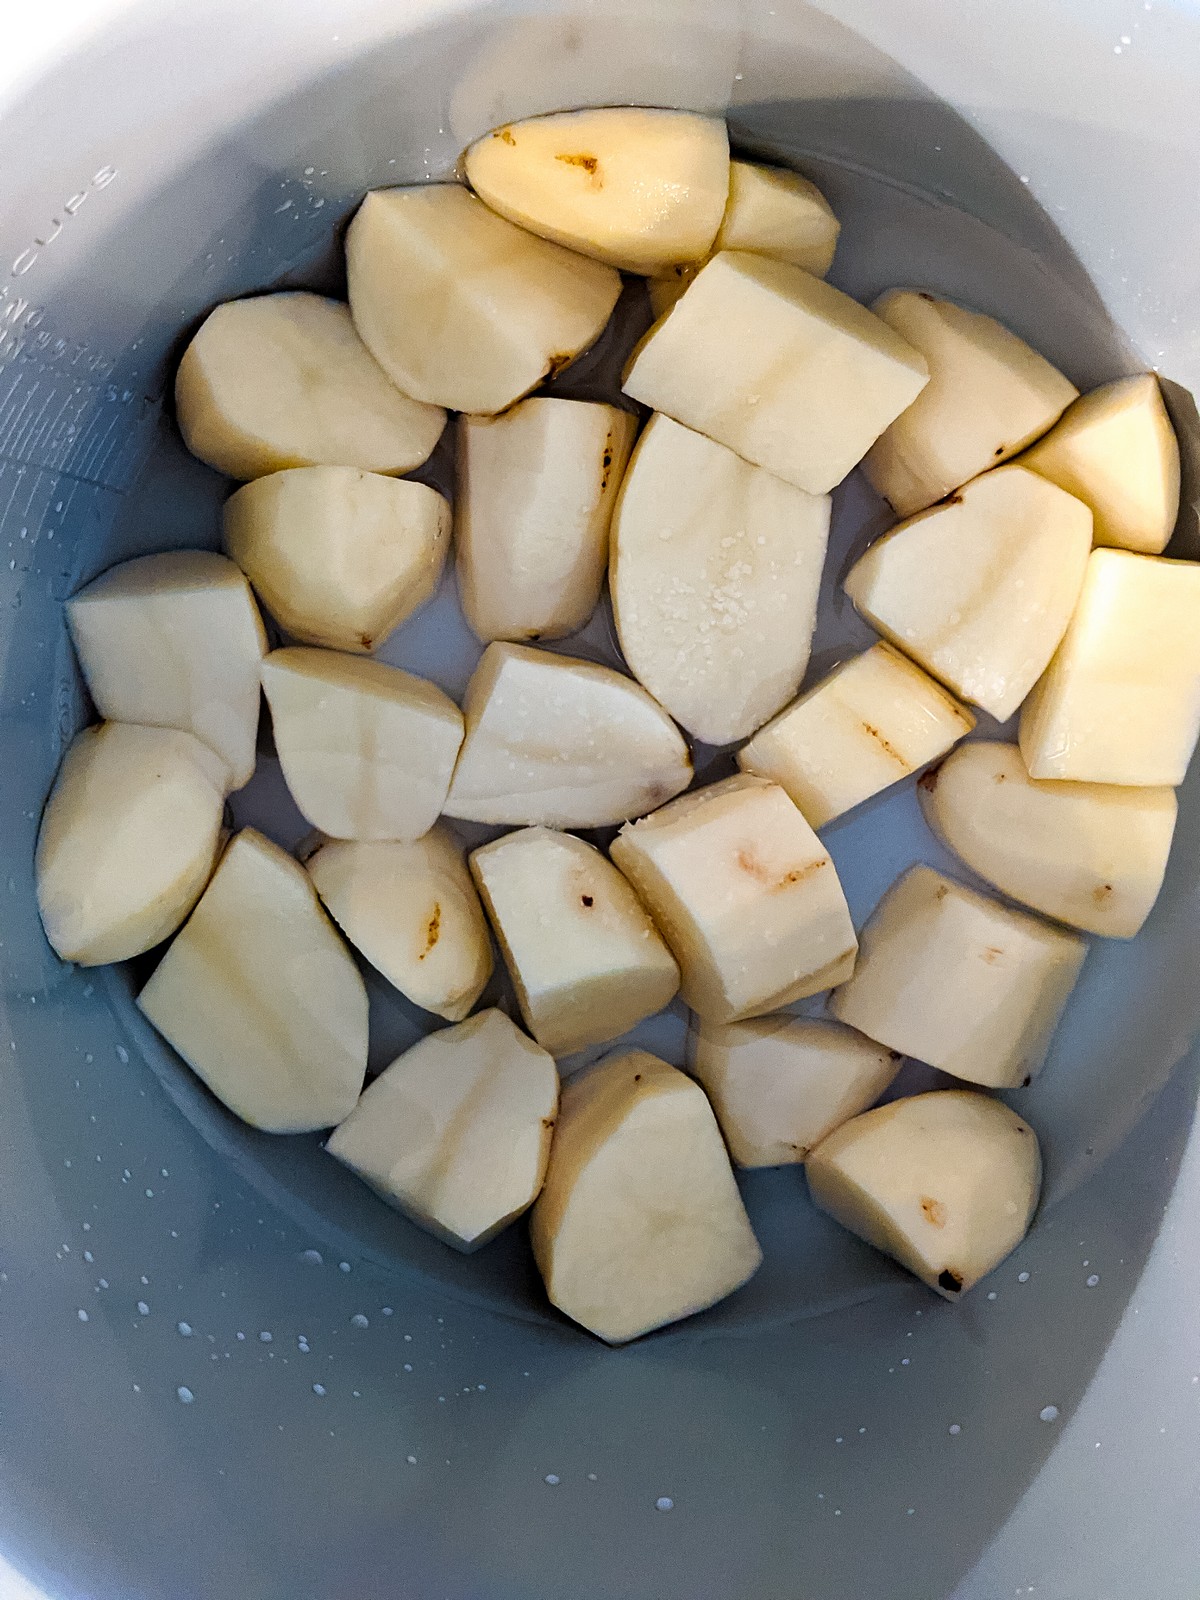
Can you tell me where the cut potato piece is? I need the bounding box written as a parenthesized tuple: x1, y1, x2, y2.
(738, 642, 974, 829)
(456, 399, 637, 643)
(464, 108, 729, 274)
(862, 291, 1078, 516)
(919, 741, 1177, 938)
(530, 1050, 761, 1342)
(36, 724, 226, 966)
(844, 465, 1092, 722)
(611, 414, 831, 744)
(346, 184, 622, 415)
(138, 829, 368, 1132)
(690, 1015, 898, 1168)
(714, 160, 840, 274)
(1019, 548, 1200, 786)
(611, 774, 857, 1025)
(224, 467, 449, 653)
(623, 251, 929, 494)
(175, 292, 446, 480)
(444, 642, 691, 828)
(1020, 373, 1181, 555)
(306, 828, 493, 1022)
(470, 827, 679, 1056)
(646, 266, 697, 320)
(806, 1089, 1041, 1298)
(66, 550, 266, 790)
(326, 1008, 557, 1251)
(261, 648, 463, 841)
(829, 865, 1086, 1089)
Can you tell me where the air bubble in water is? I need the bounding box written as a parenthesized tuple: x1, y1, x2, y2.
(312, 1383, 327, 1397)
(177, 1321, 193, 1337)
(350, 1313, 368, 1329)
(1040, 1405, 1059, 1423)
(544, 1474, 560, 1486)
(177, 1386, 194, 1404)
(1086, 1274, 1100, 1288)
(655, 1496, 674, 1512)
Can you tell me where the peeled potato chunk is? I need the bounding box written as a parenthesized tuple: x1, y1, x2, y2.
(690, 1015, 899, 1168)
(327, 1009, 558, 1252)
(224, 466, 449, 652)
(36, 724, 227, 966)
(623, 250, 929, 495)
(456, 399, 637, 643)
(611, 774, 857, 1025)
(844, 465, 1092, 723)
(443, 642, 691, 829)
(470, 827, 679, 1057)
(66, 550, 266, 790)
(739, 642, 974, 829)
(346, 184, 622, 415)
(714, 160, 840, 274)
(138, 829, 368, 1133)
(829, 865, 1087, 1089)
(806, 1090, 1041, 1299)
(306, 828, 493, 1022)
(261, 648, 464, 841)
(611, 413, 831, 745)
(175, 291, 446, 479)
(530, 1051, 762, 1342)
(1019, 548, 1200, 786)
(862, 291, 1078, 516)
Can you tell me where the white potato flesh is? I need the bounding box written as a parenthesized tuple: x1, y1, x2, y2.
(1020, 373, 1181, 555)
(306, 828, 494, 1022)
(610, 774, 858, 1025)
(862, 291, 1078, 516)
(829, 865, 1087, 1089)
(224, 466, 450, 653)
(1019, 548, 1200, 786)
(443, 642, 691, 829)
(919, 740, 1177, 939)
(610, 413, 831, 745)
(529, 1051, 762, 1342)
(844, 465, 1092, 722)
(623, 250, 929, 495)
(326, 1009, 558, 1252)
(138, 829, 368, 1132)
(346, 184, 622, 415)
(690, 1015, 899, 1168)
(261, 648, 464, 841)
(456, 399, 637, 643)
(806, 1089, 1041, 1298)
(66, 550, 266, 790)
(714, 160, 840, 274)
(36, 724, 227, 966)
(738, 642, 974, 829)
(464, 108, 730, 274)
(470, 827, 679, 1057)
(175, 292, 446, 481)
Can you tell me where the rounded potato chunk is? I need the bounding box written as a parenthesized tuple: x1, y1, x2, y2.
(714, 159, 840, 274)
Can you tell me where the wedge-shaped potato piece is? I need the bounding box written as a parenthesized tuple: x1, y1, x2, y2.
(611, 414, 831, 744)
(844, 465, 1092, 722)
(690, 1015, 898, 1168)
(1020, 548, 1200, 786)
(36, 724, 226, 966)
(307, 828, 493, 1021)
(457, 399, 637, 643)
(830, 865, 1086, 1089)
(714, 160, 839, 274)
(262, 648, 463, 841)
(138, 829, 368, 1132)
(470, 827, 679, 1056)
(739, 642, 974, 828)
(806, 1090, 1041, 1298)
(224, 467, 449, 653)
(862, 291, 1078, 516)
(327, 1008, 557, 1251)
(444, 642, 691, 828)
(66, 551, 266, 789)
(175, 292, 446, 480)
(530, 1051, 761, 1341)
(623, 251, 929, 494)
(346, 184, 622, 415)
(611, 775, 857, 1025)
(464, 108, 729, 275)
(1021, 374, 1181, 555)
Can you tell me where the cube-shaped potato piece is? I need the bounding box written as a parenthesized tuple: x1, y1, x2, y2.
(713, 160, 840, 275)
